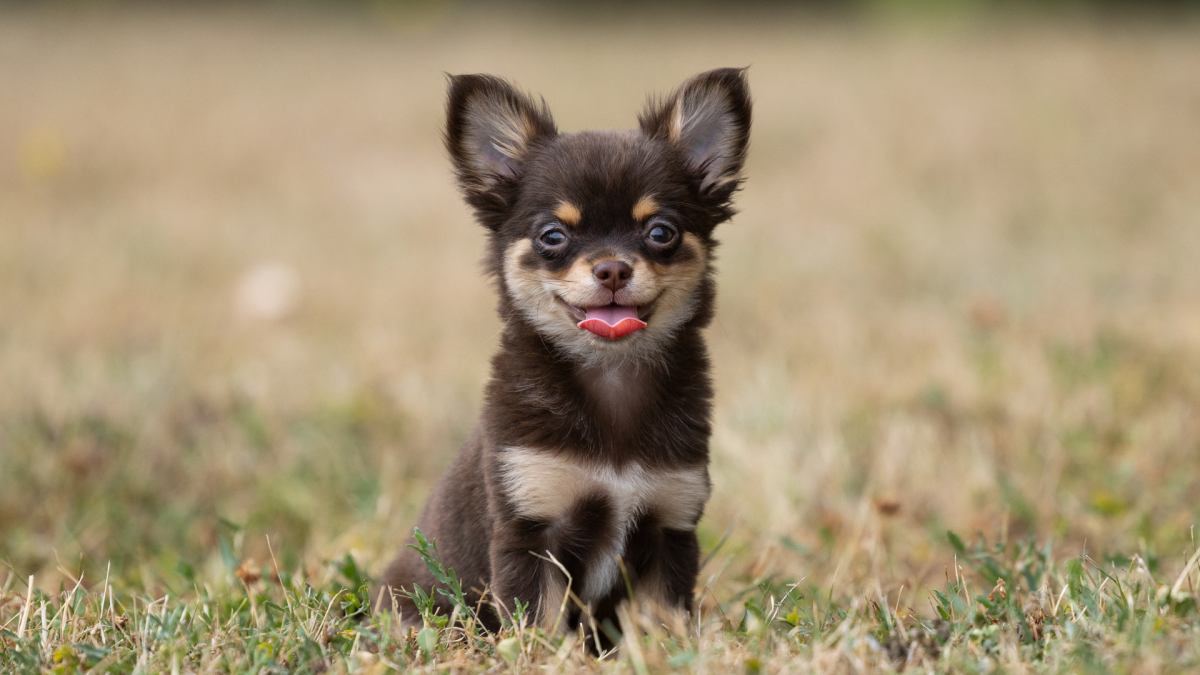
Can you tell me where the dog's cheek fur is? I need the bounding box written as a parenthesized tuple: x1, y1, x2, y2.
(633, 232, 711, 341)
(500, 238, 580, 345)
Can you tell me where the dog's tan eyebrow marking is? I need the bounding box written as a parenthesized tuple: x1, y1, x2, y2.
(553, 201, 582, 226)
(632, 196, 659, 221)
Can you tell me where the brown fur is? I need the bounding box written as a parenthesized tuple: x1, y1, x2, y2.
(553, 201, 583, 226)
(377, 69, 751, 640)
(631, 195, 660, 221)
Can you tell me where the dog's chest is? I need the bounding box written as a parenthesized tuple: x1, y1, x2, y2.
(498, 447, 709, 600)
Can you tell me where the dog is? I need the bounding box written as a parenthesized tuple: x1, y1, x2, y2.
(377, 68, 751, 636)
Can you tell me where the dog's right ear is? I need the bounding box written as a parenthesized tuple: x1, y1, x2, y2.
(445, 74, 557, 226)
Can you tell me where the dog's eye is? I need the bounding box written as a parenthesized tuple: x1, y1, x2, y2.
(646, 222, 677, 246)
(539, 228, 568, 248)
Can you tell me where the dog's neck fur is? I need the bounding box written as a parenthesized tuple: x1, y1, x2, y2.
(576, 360, 652, 437)
(483, 315, 712, 468)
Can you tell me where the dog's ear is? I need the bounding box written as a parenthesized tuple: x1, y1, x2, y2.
(640, 68, 751, 202)
(445, 74, 556, 224)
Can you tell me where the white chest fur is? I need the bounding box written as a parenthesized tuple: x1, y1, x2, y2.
(498, 447, 710, 601)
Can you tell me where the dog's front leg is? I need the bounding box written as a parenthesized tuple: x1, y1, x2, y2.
(624, 521, 701, 614)
(652, 528, 701, 612)
(489, 519, 570, 632)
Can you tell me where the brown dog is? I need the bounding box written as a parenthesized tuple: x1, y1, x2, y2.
(378, 69, 751, 636)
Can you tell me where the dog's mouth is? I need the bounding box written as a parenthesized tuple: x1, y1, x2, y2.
(555, 297, 657, 340)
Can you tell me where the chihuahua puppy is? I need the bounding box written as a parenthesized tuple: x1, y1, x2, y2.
(378, 68, 751, 634)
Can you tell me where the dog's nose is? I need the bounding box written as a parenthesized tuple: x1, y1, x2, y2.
(593, 260, 632, 292)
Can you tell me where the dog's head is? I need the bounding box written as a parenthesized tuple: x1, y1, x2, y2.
(445, 69, 750, 365)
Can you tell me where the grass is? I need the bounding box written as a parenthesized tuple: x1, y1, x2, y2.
(3, 531, 1199, 672)
(3, 3, 1200, 672)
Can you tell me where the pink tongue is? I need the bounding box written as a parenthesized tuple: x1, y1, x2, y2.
(578, 305, 646, 339)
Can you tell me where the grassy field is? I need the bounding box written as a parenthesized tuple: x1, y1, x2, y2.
(3, 4, 1200, 672)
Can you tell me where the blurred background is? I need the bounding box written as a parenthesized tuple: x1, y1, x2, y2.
(3, 0, 1200, 599)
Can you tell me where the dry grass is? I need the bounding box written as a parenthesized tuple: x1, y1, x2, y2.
(2, 4, 1200, 672)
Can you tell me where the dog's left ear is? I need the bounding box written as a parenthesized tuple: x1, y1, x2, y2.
(640, 68, 751, 202)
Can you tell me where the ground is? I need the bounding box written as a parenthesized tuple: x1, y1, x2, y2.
(2, 4, 1200, 672)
